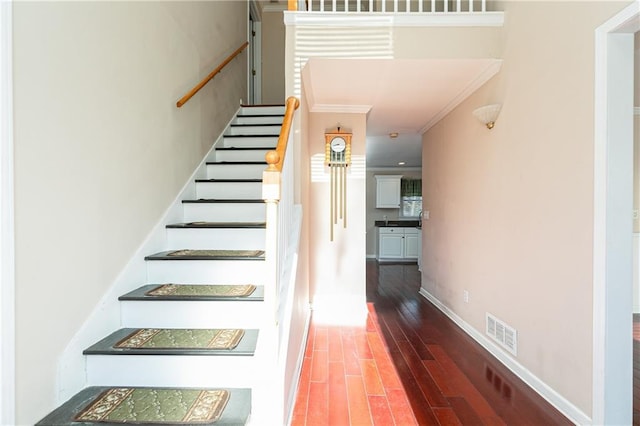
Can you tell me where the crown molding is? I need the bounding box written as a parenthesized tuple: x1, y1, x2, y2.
(366, 166, 422, 173)
(420, 60, 503, 134)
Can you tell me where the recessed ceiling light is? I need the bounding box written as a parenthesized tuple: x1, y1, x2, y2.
(398, 162, 406, 166)
(389, 132, 399, 139)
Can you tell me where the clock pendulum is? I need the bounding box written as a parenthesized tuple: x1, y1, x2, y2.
(325, 128, 352, 241)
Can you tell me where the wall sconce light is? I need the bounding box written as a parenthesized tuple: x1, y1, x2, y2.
(473, 104, 502, 129)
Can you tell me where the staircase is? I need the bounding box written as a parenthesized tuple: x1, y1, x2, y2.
(37, 105, 288, 425)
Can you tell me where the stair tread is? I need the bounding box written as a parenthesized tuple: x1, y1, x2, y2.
(206, 161, 267, 164)
(216, 147, 275, 151)
(195, 178, 262, 183)
(119, 284, 265, 301)
(167, 221, 266, 229)
(222, 134, 280, 138)
(230, 123, 281, 126)
(182, 199, 265, 204)
(145, 249, 265, 261)
(36, 386, 251, 425)
(236, 114, 284, 118)
(84, 328, 258, 356)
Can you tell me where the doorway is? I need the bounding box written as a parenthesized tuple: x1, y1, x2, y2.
(593, 2, 639, 424)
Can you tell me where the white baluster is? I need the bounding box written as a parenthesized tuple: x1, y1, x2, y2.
(456, 0, 461, 12)
(332, 0, 337, 12)
(482, 0, 486, 12)
(431, 0, 435, 12)
(406, 0, 410, 12)
(444, 0, 448, 12)
(393, 0, 398, 13)
(469, 0, 473, 12)
(418, 0, 423, 12)
(369, 0, 373, 12)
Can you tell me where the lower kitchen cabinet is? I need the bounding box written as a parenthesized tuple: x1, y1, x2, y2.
(378, 227, 419, 261)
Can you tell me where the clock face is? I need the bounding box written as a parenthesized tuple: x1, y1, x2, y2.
(330, 137, 346, 153)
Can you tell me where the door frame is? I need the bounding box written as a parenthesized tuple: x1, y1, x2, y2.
(593, 2, 639, 424)
(0, 0, 15, 424)
(249, 0, 262, 105)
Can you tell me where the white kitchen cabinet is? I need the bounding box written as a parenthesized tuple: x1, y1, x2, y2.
(378, 227, 419, 261)
(404, 229, 419, 259)
(379, 228, 404, 259)
(375, 175, 402, 208)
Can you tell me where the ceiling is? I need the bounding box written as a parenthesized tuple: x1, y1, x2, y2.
(302, 58, 502, 168)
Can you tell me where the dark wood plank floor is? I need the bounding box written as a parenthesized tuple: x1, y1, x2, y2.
(633, 314, 640, 425)
(367, 261, 573, 425)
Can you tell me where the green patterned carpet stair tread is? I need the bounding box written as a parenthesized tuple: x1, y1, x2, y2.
(145, 250, 265, 261)
(35, 387, 251, 425)
(119, 284, 264, 301)
(83, 329, 258, 356)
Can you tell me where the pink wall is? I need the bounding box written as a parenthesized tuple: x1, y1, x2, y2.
(420, 1, 630, 416)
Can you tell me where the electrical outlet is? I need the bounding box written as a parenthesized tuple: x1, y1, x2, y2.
(463, 290, 469, 303)
(634, 210, 639, 220)
(424, 210, 430, 220)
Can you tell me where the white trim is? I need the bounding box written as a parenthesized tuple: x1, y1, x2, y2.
(366, 166, 422, 172)
(249, 0, 262, 22)
(420, 60, 502, 134)
(309, 103, 372, 114)
(262, 3, 287, 13)
(418, 288, 590, 425)
(0, 1, 15, 424)
(593, 2, 638, 424)
(284, 11, 504, 27)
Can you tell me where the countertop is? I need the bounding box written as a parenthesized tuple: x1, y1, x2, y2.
(374, 220, 420, 228)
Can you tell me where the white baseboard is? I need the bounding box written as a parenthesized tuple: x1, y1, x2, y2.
(418, 287, 590, 425)
(283, 307, 311, 426)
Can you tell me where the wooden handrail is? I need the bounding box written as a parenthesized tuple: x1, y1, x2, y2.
(176, 41, 249, 108)
(265, 97, 300, 172)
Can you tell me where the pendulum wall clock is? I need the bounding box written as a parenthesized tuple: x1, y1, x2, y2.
(325, 128, 352, 241)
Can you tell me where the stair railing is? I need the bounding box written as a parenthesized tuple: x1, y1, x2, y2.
(176, 41, 249, 108)
(262, 96, 300, 323)
(289, 0, 487, 12)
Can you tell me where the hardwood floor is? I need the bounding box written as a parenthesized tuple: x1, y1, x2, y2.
(633, 314, 640, 425)
(292, 261, 573, 425)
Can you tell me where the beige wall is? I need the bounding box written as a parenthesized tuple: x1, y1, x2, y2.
(262, 11, 286, 104)
(307, 112, 367, 320)
(12, 2, 246, 423)
(365, 169, 422, 257)
(420, 1, 630, 416)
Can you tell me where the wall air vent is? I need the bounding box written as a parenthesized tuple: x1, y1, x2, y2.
(486, 313, 517, 356)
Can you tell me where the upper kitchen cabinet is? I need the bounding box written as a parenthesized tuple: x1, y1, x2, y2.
(375, 175, 402, 208)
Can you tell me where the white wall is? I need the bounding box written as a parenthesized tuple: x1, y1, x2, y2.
(262, 10, 286, 104)
(307, 112, 367, 324)
(12, 2, 247, 423)
(420, 1, 631, 419)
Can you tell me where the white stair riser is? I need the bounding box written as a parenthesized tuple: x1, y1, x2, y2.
(206, 164, 266, 180)
(195, 182, 262, 200)
(146, 259, 266, 283)
(183, 203, 265, 222)
(121, 300, 267, 329)
(233, 116, 283, 125)
(167, 228, 265, 250)
(227, 125, 280, 136)
(222, 136, 278, 148)
(215, 149, 271, 162)
(86, 356, 259, 388)
(240, 106, 285, 116)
